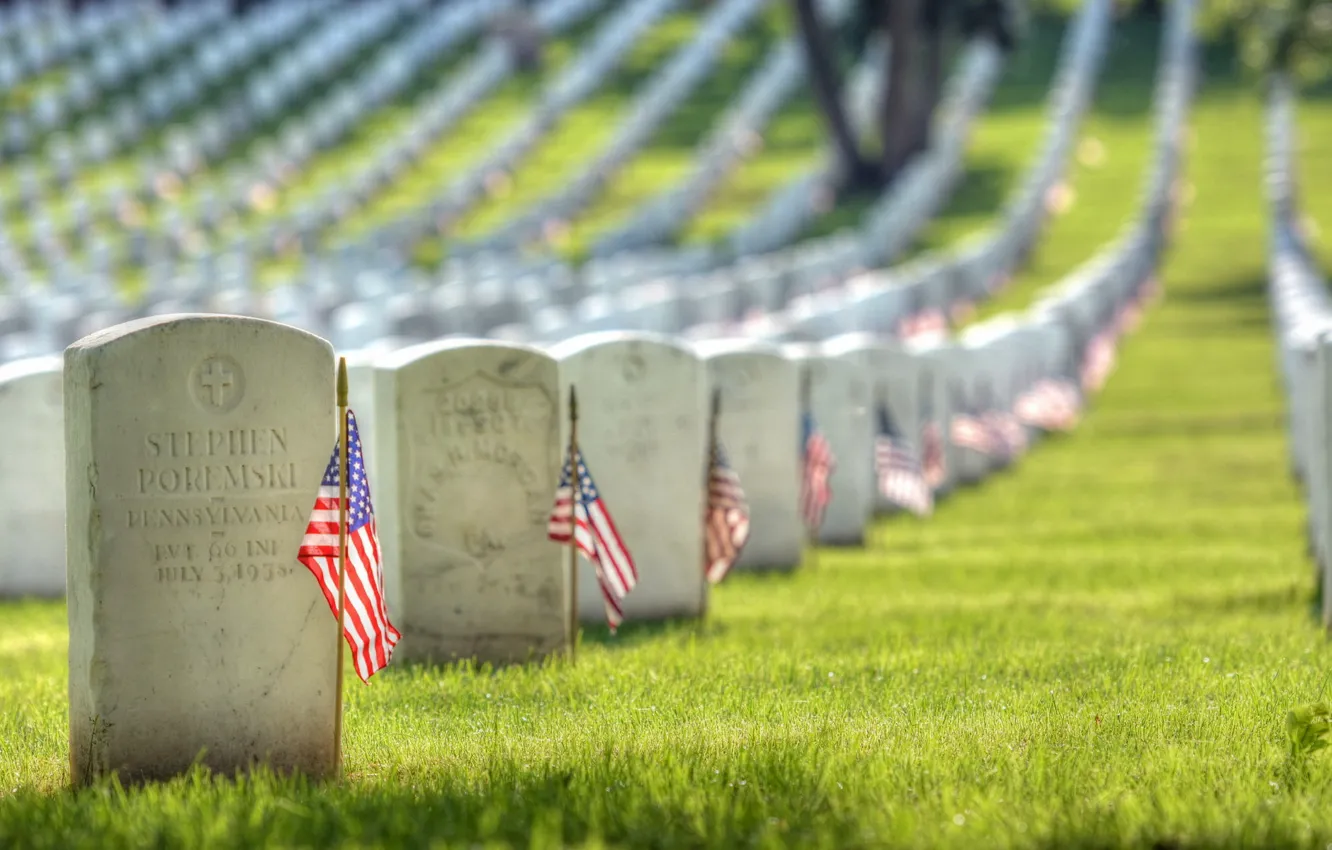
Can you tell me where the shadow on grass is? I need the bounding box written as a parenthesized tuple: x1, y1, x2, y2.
(0, 755, 862, 849)
(578, 613, 725, 649)
(1165, 581, 1309, 617)
(1089, 410, 1284, 438)
(10, 755, 1328, 848)
(1164, 274, 1268, 305)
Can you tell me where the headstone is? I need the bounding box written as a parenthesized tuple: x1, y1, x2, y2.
(373, 340, 568, 663)
(551, 332, 707, 623)
(342, 349, 382, 487)
(0, 357, 65, 598)
(959, 318, 1024, 478)
(902, 336, 959, 496)
(696, 340, 802, 571)
(65, 314, 338, 783)
(825, 333, 934, 512)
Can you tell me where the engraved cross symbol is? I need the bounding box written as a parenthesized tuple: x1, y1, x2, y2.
(199, 360, 234, 408)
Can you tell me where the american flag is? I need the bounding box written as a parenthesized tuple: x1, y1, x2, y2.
(948, 298, 976, 326)
(799, 412, 835, 532)
(921, 420, 947, 489)
(874, 405, 932, 516)
(950, 398, 1002, 458)
(1081, 330, 1118, 394)
(547, 448, 637, 630)
(1016, 378, 1082, 432)
(897, 308, 949, 341)
(1115, 299, 1144, 335)
(297, 410, 400, 684)
(704, 442, 750, 585)
(983, 408, 1028, 460)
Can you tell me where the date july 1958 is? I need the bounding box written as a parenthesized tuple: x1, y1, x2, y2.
(156, 562, 296, 584)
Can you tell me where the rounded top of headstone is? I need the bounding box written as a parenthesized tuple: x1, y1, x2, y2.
(546, 329, 696, 361)
(960, 314, 1022, 346)
(378, 336, 554, 371)
(66, 313, 332, 356)
(820, 332, 898, 358)
(902, 334, 958, 357)
(690, 337, 788, 361)
(780, 342, 818, 361)
(0, 354, 63, 384)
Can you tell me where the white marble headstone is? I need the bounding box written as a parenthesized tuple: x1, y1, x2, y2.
(551, 332, 708, 623)
(696, 340, 801, 570)
(788, 345, 871, 545)
(0, 356, 65, 598)
(903, 336, 961, 495)
(65, 314, 337, 783)
(825, 334, 933, 512)
(373, 339, 567, 664)
(342, 349, 382, 487)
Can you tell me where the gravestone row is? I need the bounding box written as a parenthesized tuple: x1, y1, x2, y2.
(28, 0, 1199, 788)
(1262, 73, 1332, 629)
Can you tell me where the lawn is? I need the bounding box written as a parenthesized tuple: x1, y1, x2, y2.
(5, 16, 1332, 850)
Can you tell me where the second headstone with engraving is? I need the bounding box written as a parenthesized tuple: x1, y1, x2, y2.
(374, 339, 567, 665)
(65, 314, 337, 783)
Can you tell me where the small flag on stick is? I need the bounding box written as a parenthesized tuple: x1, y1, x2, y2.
(799, 410, 835, 534)
(898, 308, 949, 342)
(874, 403, 932, 517)
(1081, 330, 1117, 394)
(950, 387, 1003, 459)
(298, 385, 400, 686)
(704, 390, 750, 584)
(983, 408, 1028, 460)
(548, 407, 637, 630)
(921, 420, 947, 490)
(1016, 378, 1082, 432)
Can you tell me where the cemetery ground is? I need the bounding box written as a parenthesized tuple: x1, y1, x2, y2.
(5, 25, 1332, 850)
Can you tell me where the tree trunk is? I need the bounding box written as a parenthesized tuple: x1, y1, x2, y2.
(880, 0, 923, 181)
(908, 24, 945, 156)
(790, 0, 876, 189)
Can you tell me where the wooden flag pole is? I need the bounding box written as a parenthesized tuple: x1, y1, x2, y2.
(566, 385, 579, 663)
(874, 381, 888, 552)
(702, 388, 721, 614)
(800, 369, 817, 572)
(333, 358, 351, 776)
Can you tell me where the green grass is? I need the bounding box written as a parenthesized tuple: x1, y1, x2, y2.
(7, 16, 1332, 850)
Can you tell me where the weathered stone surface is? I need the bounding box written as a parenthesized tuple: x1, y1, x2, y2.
(551, 332, 707, 623)
(0, 356, 65, 598)
(696, 340, 801, 570)
(373, 339, 567, 664)
(65, 314, 337, 783)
